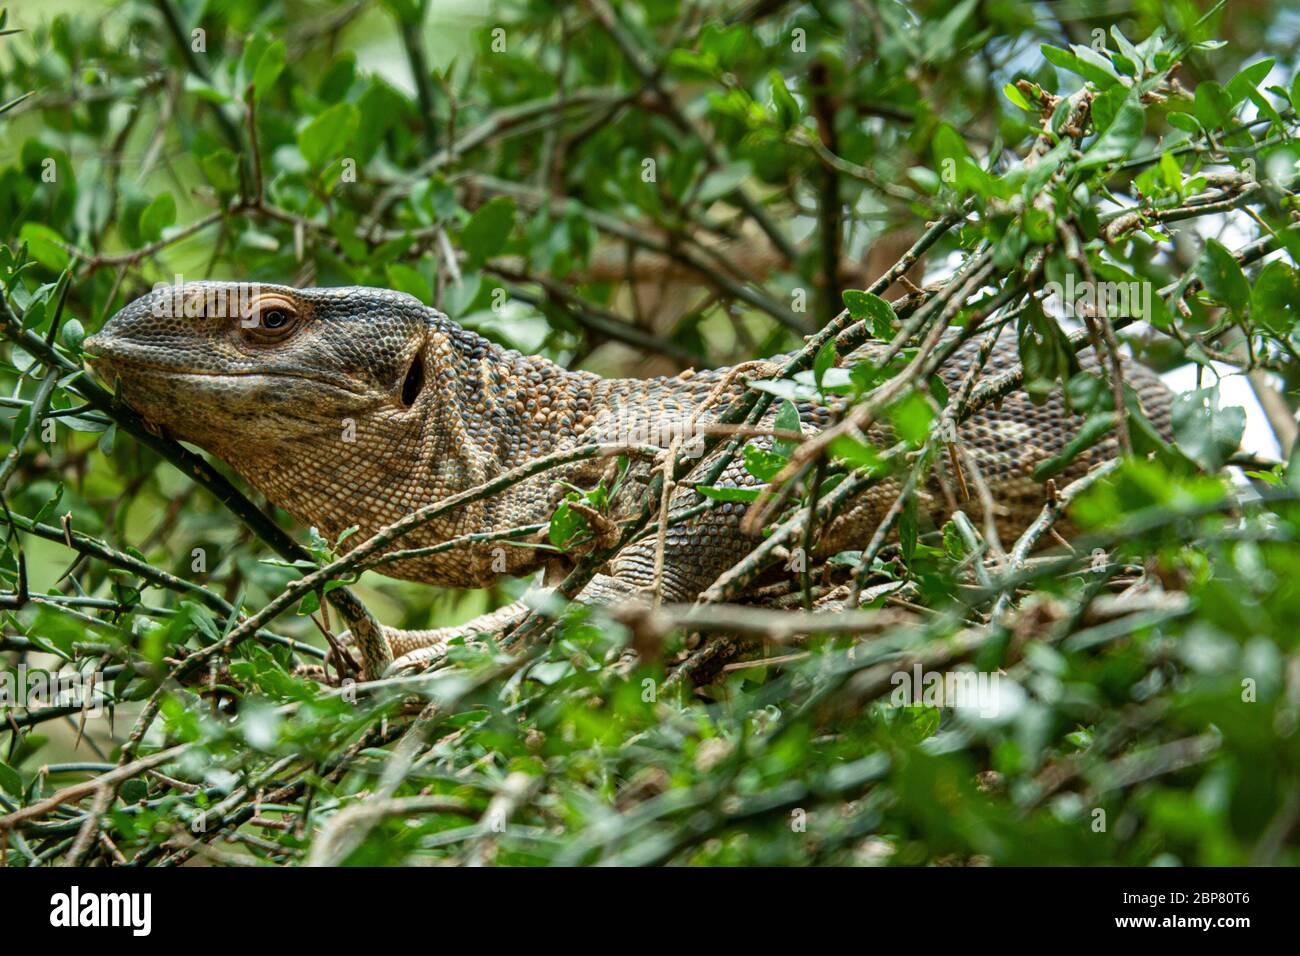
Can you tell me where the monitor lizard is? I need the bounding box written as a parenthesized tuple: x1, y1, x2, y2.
(83, 281, 1174, 677)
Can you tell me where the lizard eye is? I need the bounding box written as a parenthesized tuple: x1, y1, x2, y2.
(242, 296, 301, 342)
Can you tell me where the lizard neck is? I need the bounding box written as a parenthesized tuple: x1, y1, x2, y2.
(220, 316, 726, 589)
(428, 319, 606, 471)
(228, 322, 609, 586)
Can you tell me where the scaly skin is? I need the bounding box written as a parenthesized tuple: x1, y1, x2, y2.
(85, 281, 1174, 673)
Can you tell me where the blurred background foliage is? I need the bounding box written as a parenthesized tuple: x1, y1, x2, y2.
(1, 0, 1299, 865)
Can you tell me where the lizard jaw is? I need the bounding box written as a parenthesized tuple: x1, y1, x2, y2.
(83, 355, 171, 439)
(81, 348, 116, 392)
(84, 348, 368, 399)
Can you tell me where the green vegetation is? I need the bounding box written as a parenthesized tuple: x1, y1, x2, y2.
(1, 0, 1299, 865)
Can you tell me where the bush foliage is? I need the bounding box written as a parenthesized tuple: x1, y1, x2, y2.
(1, 0, 1299, 865)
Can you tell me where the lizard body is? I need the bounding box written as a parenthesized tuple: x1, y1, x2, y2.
(85, 282, 1174, 673)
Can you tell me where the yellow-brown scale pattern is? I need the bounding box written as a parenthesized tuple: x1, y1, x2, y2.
(86, 282, 1176, 662)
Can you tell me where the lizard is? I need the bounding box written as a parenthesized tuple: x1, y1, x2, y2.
(83, 281, 1175, 678)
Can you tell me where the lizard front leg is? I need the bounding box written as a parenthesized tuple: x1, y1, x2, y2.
(383, 456, 764, 673)
(344, 600, 531, 676)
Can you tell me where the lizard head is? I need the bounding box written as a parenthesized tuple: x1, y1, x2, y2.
(84, 281, 436, 456)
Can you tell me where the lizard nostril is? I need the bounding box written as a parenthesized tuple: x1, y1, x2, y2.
(400, 353, 424, 407)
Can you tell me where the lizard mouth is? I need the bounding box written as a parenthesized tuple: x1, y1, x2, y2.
(82, 351, 117, 391)
(152, 369, 369, 398)
(83, 345, 368, 398)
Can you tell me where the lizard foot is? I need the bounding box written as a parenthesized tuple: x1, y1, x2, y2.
(385, 643, 451, 676)
(358, 600, 535, 677)
(362, 580, 654, 678)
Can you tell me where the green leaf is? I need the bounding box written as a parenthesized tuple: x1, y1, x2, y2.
(1171, 386, 1245, 472)
(1246, 87, 1284, 129)
(1077, 99, 1144, 169)
(0, 760, 22, 796)
(296, 590, 321, 616)
(769, 71, 799, 129)
(931, 123, 971, 192)
(1022, 206, 1055, 244)
(830, 434, 883, 473)
(813, 339, 836, 389)
(1003, 83, 1032, 111)
(18, 222, 71, 271)
(1158, 152, 1183, 194)
(33, 482, 64, 524)
(743, 442, 787, 482)
(773, 399, 801, 458)
(797, 366, 853, 394)
(1193, 81, 1234, 130)
(907, 166, 941, 195)
(895, 705, 941, 742)
(385, 263, 430, 304)
(121, 779, 148, 804)
(1197, 238, 1250, 316)
(749, 378, 817, 402)
(1041, 44, 1119, 89)
(1018, 299, 1079, 404)
(928, 373, 949, 408)
(943, 520, 966, 560)
(18, 297, 45, 332)
(1068, 44, 1123, 87)
(697, 162, 752, 203)
(1107, 29, 1138, 74)
(138, 192, 176, 243)
(200, 148, 241, 193)
(355, 81, 405, 161)
(695, 484, 761, 502)
(460, 196, 516, 267)
(182, 75, 232, 104)
(888, 392, 934, 447)
(58, 413, 109, 434)
(1067, 371, 1112, 415)
(252, 40, 287, 101)
(1225, 59, 1274, 107)
(842, 289, 896, 339)
(1033, 412, 1118, 481)
(298, 101, 359, 166)
(899, 492, 918, 564)
(1251, 260, 1300, 334)
(443, 271, 483, 319)
(548, 501, 587, 550)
